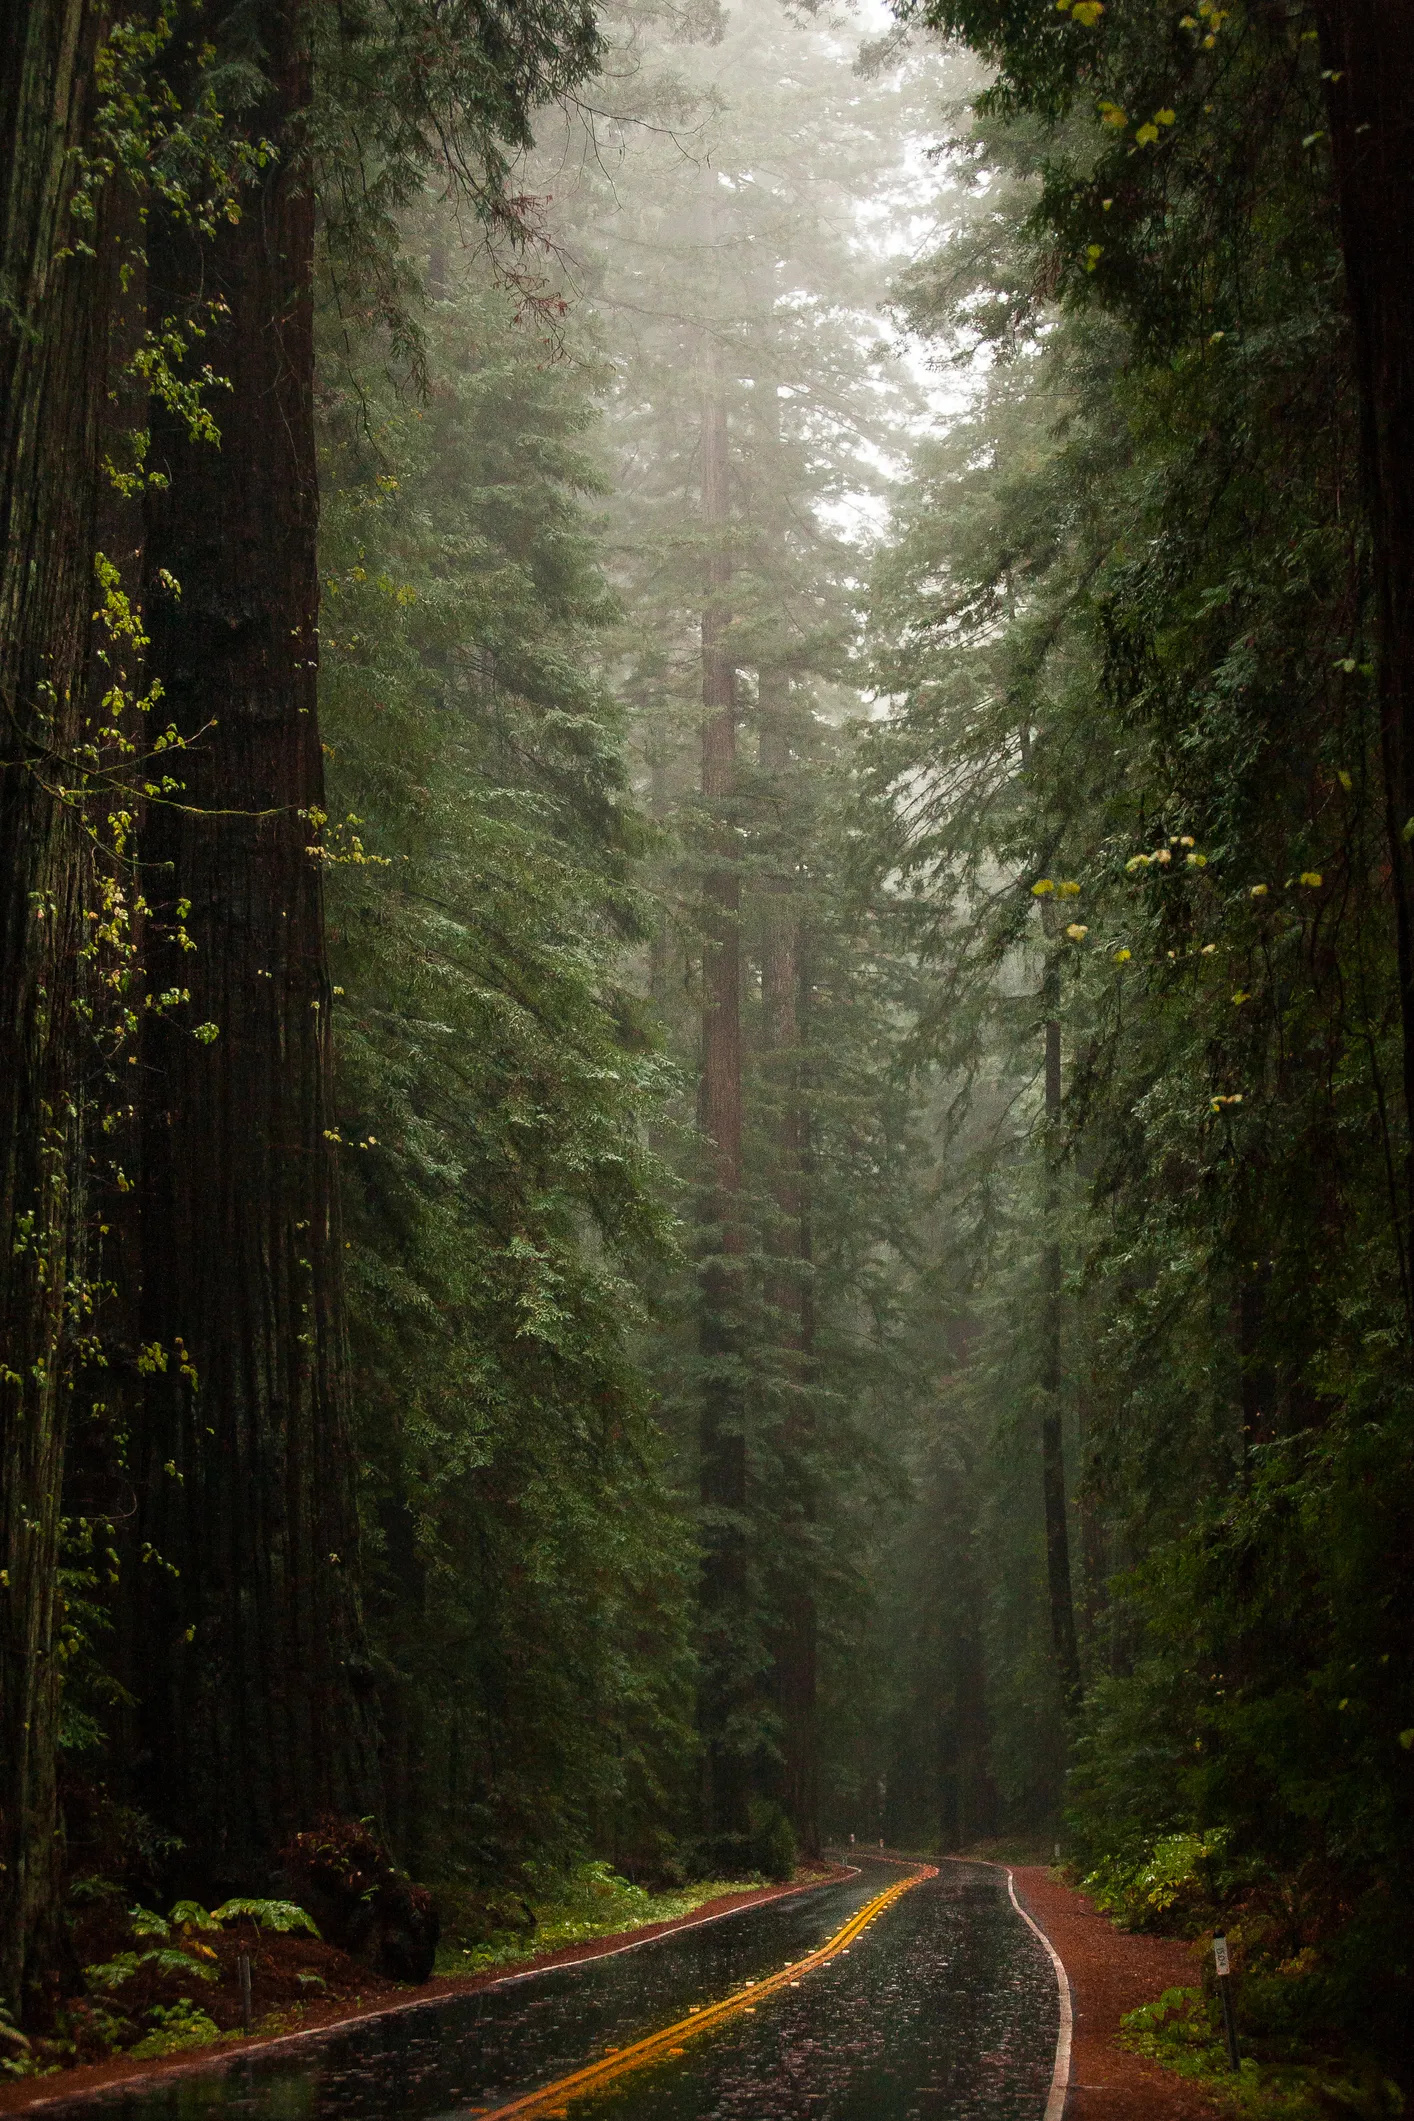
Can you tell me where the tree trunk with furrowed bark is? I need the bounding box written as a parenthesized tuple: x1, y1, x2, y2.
(0, 0, 117, 2016)
(1039, 966, 1080, 1712)
(696, 340, 751, 1847)
(1316, 5, 1414, 1281)
(758, 669, 819, 1856)
(127, 0, 379, 1893)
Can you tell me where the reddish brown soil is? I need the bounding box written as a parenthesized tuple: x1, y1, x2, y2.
(1009, 1865, 1221, 2120)
(0, 1865, 851, 2114)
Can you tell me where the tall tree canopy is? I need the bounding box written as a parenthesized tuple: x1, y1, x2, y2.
(1, 0, 605, 2010)
(858, 0, 1414, 2074)
(4, 0, 1414, 2103)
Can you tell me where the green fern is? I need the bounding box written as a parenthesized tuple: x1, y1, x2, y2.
(86, 1948, 218, 1989)
(0, 2003, 33, 2080)
(210, 1897, 320, 1937)
(168, 1900, 221, 1931)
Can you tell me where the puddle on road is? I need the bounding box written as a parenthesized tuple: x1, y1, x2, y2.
(39, 1863, 1056, 2121)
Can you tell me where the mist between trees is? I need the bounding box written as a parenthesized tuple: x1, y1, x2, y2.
(3, 0, 1413, 2098)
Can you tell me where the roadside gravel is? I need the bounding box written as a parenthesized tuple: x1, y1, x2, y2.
(1008, 1866, 1222, 2120)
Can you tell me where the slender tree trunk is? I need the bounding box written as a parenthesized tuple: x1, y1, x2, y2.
(1075, 1382, 1108, 1655)
(1237, 1265, 1276, 1458)
(697, 340, 750, 1844)
(127, 0, 378, 1890)
(1316, 7, 1414, 1263)
(954, 1600, 993, 1848)
(61, 157, 156, 1903)
(647, 750, 670, 1011)
(0, 0, 116, 2014)
(1039, 969, 1081, 1710)
(758, 671, 819, 1855)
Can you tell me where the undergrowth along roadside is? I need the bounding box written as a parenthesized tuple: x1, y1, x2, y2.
(1122, 1988, 1406, 2121)
(433, 1862, 805, 1978)
(1072, 1831, 1406, 2118)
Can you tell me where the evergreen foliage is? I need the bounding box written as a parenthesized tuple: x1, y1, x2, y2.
(544, 0, 939, 1857)
(5, 0, 1414, 2099)
(318, 249, 693, 1882)
(861, 0, 1414, 2073)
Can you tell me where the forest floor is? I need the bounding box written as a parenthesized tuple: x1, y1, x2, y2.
(0, 1864, 851, 2113)
(1007, 1863, 1222, 2120)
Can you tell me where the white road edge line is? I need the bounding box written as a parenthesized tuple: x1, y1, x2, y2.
(1006, 1868, 1072, 2121)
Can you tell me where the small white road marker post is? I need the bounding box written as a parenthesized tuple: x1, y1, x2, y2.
(1213, 1933, 1240, 2070)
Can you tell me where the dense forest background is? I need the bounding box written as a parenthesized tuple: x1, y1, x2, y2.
(3, 0, 1412, 2102)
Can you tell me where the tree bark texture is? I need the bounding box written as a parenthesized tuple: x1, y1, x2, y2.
(128, 0, 378, 1889)
(758, 671, 819, 1855)
(1316, 6, 1414, 1248)
(1039, 983, 1080, 1710)
(0, 0, 114, 2014)
(697, 346, 750, 1842)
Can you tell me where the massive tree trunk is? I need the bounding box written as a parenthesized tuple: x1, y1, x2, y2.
(1039, 967, 1080, 1711)
(1316, 7, 1414, 1262)
(757, 670, 819, 1855)
(0, 0, 116, 2015)
(128, 0, 378, 1890)
(696, 342, 750, 1844)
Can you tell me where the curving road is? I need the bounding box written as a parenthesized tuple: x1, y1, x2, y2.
(46, 1860, 1063, 2121)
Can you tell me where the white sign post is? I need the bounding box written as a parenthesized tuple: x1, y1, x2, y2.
(1212, 1933, 1240, 2070)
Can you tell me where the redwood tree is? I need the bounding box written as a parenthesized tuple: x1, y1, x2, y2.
(758, 668, 820, 1853)
(696, 339, 751, 1844)
(0, 0, 115, 2011)
(1038, 952, 1079, 1710)
(1315, 5, 1414, 1233)
(129, 0, 380, 1884)
(123, 0, 607, 1885)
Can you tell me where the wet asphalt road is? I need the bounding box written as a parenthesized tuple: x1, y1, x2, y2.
(48, 1860, 1058, 2121)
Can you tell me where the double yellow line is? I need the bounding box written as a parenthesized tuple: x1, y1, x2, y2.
(472, 1863, 937, 2121)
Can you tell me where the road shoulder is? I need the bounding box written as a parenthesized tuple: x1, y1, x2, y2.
(1008, 1866, 1222, 2120)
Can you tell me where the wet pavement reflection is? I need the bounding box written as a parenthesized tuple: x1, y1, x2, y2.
(44, 1861, 1057, 2121)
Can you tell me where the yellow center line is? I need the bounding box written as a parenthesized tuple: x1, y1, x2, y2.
(472, 1863, 939, 2121)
